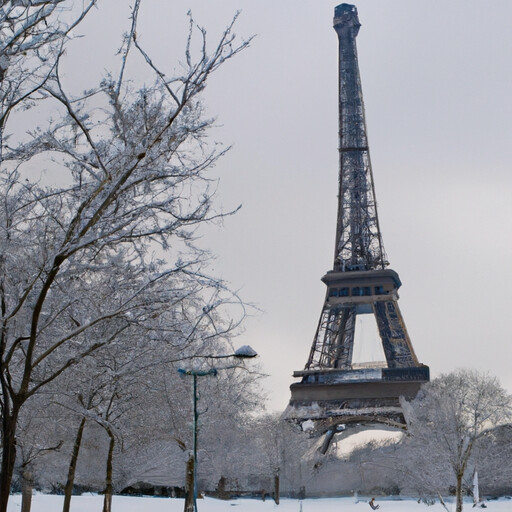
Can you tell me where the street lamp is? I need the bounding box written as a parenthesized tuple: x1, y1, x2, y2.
(177, 345, 258, 512)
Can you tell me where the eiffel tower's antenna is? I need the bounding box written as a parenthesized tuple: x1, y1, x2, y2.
(283, 4, 429, 441)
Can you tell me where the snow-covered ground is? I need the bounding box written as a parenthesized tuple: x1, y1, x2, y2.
(6, 495, 512, 512)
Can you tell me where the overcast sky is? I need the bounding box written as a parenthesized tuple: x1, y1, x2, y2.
(69, 1, 512, 411)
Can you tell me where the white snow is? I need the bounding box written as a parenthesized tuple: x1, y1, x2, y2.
(5, 495, 511, 512)
(330, 428, 404, 458)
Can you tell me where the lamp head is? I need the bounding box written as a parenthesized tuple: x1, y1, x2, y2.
(234, 345, 258, 359)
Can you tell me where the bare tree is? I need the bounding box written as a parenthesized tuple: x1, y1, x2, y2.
(0, 1, 252, 508)
(401, 369, 512, 512)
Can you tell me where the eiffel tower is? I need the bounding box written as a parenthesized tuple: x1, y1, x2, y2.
(284, 4, 429, 436)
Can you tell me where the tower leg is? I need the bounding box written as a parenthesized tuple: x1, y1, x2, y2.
(332, 307, 355, 368)
(373, 300, 418, 368)
(307, 305, 356, 369)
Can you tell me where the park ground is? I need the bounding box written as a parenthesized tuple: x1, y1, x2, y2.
(6, 494, 512, 512)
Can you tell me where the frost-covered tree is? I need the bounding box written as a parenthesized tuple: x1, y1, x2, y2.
(191, 366, 263, 492)
(20, 291, 256, 506)
(401, 369, 512, 512)
(58, 350, 133, 512)
(13, 395, 65, 512)
(0, 1, 96, 139)
(471, 424, 512, 496)
(0, 0, 252, 508)
(54, 276, 242, 512)
(147, 358, 263, 508)
(246, 413, 311, 503)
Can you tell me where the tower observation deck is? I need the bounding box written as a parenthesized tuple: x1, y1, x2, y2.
(283, 4, 429, 438)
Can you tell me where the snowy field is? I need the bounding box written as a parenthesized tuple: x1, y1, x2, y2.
(6, 495, 512, 512)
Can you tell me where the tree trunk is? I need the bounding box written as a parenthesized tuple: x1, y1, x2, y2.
(184, 454, 195, 512)
(102, 428, 115, 512)
(437, 493, 450, 512)
(216, 476, 229, 500)
(63, 417, 87, 512)
(273, 471, 280, 505)
(456, 471, 464, 512)
(20, 469, 33, 512)
(0, 405, 20, 512)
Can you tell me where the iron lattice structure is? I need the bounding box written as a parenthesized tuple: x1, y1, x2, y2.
(333, 4, 385, 274)
(284, 4, 429, 436)
(305, 3, 420, 372)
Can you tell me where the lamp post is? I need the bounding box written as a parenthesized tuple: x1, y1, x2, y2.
(178, 345, 257, 512)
